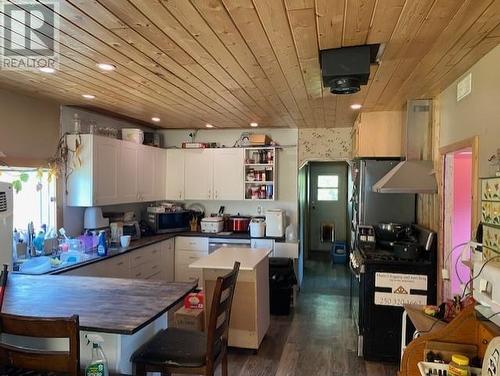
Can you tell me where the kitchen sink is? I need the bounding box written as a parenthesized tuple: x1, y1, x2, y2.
(17, 251, 91, 274)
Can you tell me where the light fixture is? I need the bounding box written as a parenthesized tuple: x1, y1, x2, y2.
(350, 104, 362, 110)
(82, 94, 95, 99)
(151, 117, 161, 122)
(96, 63, 116, 72)
(250, 122, 259, 127)
(205, 123, 214, 128)
(39, 67, 55, 73)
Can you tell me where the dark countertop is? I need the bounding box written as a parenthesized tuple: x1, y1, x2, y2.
(15, 231, 286, 275)
(2, 274, 197, 334)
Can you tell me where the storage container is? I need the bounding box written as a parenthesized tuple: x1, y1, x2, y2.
(200, 217, 224, 233)
(121, 128, 144, 144)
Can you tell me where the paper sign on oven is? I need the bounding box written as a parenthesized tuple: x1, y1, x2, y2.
(374, 272, 428, 307)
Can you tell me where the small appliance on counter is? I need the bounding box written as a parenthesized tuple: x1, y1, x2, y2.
(228, 216, 251, 233)
(84, 207, 109, 231)
(265, 209, 285, 237)
(146, 208, 191, 234)
(201, 217, 224, 233)
(250, 218, 266, 237)
(123, 221, 141, 240)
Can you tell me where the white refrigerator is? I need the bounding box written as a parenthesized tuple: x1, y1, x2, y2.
(0, 182, 13, 268)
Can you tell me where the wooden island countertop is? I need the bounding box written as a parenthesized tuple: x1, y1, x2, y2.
(2, 274, 197, 335)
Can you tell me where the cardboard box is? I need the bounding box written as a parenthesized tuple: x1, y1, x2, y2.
(174, 307, 204, 331)
(249, 134, 271, 146)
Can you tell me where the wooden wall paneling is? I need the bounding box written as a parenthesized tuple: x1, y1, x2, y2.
(62, 0, 264, 127)
(221, 0, 307, 127)
(366, 0, 405, 44)
(252, 0, 316, 127)
(387, 0, 496, 108)
(420, 1, 500, 98)
(423, 22, 500, 98)
(315, 0, 345, 50)
(375, 0, 464, 107)
(342, 0, 377, 47)
(363, 0, 436, 108)
(285, 0, 314, 10)
(159, 0, 286, 124)
(126, 0, 271, 124)
(190, 0, 296, 127)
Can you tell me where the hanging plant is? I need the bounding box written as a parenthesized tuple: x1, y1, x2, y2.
(0, 132, 82, 193)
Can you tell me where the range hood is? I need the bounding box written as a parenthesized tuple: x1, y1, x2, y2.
(372, 100, 437, 194)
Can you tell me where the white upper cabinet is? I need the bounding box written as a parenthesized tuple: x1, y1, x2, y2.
(93, 136, 120, 206)
(138, 145, 156, 201)
(66, 135, 167, 207)
(166, 149, 185, 200)
(154, 148, 166, 200)
(118, 141, 139, 203)
(184, 149, 213, 200)
(213, 148, 244, 200)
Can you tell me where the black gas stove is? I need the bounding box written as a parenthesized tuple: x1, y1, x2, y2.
(349, 225, 437, 362)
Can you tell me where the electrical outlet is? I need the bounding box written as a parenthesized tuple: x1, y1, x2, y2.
(257, 206, 262, 215)
(442, 269, 450, 280)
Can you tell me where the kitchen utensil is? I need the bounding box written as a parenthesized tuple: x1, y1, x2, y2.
(375, 222, 408, 242)
(249, 218, 266, 237)
(120, 235, 131, 248)
(229, 216, 251, 232)
(393, 241, 422, 260)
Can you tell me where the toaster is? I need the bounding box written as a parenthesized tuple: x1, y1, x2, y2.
(201, 217, 224, 233)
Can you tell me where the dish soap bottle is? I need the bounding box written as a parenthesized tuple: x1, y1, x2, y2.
(85, 334, 109, 376)
(97, 231, 107, 256)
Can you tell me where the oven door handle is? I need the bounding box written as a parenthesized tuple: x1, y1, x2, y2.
(349, 261, 361, 282)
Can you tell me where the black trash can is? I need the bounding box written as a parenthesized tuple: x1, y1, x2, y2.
(269, 257, 297, 315)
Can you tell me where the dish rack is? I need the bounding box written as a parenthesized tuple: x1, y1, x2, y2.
(418, 361, 482, 376)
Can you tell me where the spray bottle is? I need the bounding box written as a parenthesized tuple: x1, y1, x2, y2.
(85, 334, 109, 376)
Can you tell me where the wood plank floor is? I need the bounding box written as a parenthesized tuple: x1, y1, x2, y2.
(180, 259, 399, 375)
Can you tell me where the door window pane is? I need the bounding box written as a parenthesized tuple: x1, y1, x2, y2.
(318, 175, 338, 188)
(318, 188, 338, 201)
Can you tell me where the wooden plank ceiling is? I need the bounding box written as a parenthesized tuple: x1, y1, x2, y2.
(0, 0, 499, 129)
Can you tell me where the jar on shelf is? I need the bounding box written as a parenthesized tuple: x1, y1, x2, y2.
(246, 169, 255, 182)
(265, 167, 273, 181)
(267, 150, 273, 163)
(448, 354, 469, 376)
(266, 184, 273, 199)
(259, 185, 266, 199)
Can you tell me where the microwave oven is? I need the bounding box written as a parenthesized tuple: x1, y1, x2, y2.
(147, 210, 191, 234)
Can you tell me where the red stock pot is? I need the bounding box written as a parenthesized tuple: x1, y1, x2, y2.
(228, 216, 251, 232)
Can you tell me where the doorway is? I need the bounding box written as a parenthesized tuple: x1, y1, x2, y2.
(441, 137, 478, 299)
(307, 162, 348, 255)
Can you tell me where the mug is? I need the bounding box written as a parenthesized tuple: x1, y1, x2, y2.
(120, 235, 131, 248)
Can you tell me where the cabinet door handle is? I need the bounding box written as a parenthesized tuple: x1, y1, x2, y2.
(215, 190, 218, 199)
(208, 189, 211, 199)
(116, 261, 124, 266)
(152, 264, 158, 269)
(179, 191, 182, 199)
(188, 256, 198, 260)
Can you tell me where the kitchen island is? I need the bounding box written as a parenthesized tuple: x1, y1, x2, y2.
(189, 247, 270, 350)
(2, 274, 196, 374)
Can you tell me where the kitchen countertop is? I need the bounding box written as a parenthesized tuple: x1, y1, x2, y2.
(2, 274, 197, 334)
(15, 231, 285, 275)
(189, 247, 271, 271)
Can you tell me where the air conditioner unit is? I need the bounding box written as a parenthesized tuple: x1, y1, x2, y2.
(0, 182, 13, 268)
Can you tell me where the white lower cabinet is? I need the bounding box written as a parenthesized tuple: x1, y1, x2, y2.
(61, 239, 175, 281)
(174, 237, 208, 287)
(251, 238, 274, 254)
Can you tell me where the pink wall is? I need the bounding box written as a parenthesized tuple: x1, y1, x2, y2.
(451, 153, 472, 295)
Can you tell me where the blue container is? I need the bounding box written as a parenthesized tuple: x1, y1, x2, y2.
(330, 241, 348, 265)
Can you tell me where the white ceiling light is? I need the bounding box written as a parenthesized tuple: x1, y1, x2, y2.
(39, 67, 55, 73)
(350, 104, 362, 110)
(82, 94, 95, 99)
(151, 117, 161, 122)
(205, 123, 214, 128)
(250, 122, 259, 127)
(97, 63, 116, 72)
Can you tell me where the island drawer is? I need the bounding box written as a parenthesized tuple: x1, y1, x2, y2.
(175, 237, 209, 252)
(176, 250, 206, 265)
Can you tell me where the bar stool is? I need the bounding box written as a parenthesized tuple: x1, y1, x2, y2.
(0, 313, 80, 376)
(131, 262, 240, 376)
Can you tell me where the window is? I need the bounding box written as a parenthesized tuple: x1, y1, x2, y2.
(0, 167, 57, 231)
(317, 175, 339, 201)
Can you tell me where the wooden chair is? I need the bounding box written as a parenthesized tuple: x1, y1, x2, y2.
(132, 261, 240, 376)
(0, 313, 80, 376)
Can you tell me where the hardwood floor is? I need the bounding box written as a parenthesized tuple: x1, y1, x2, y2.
(180, 259, 399, 375)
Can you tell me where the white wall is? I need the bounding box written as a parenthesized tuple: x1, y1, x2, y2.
(439, 45, 500, 177)
(0, 87, 60, 166)
(159, 128, 299, 225)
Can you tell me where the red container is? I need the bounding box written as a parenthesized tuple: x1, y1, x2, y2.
(228, 216, 251, 232)
(184, 291, 204, 309)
